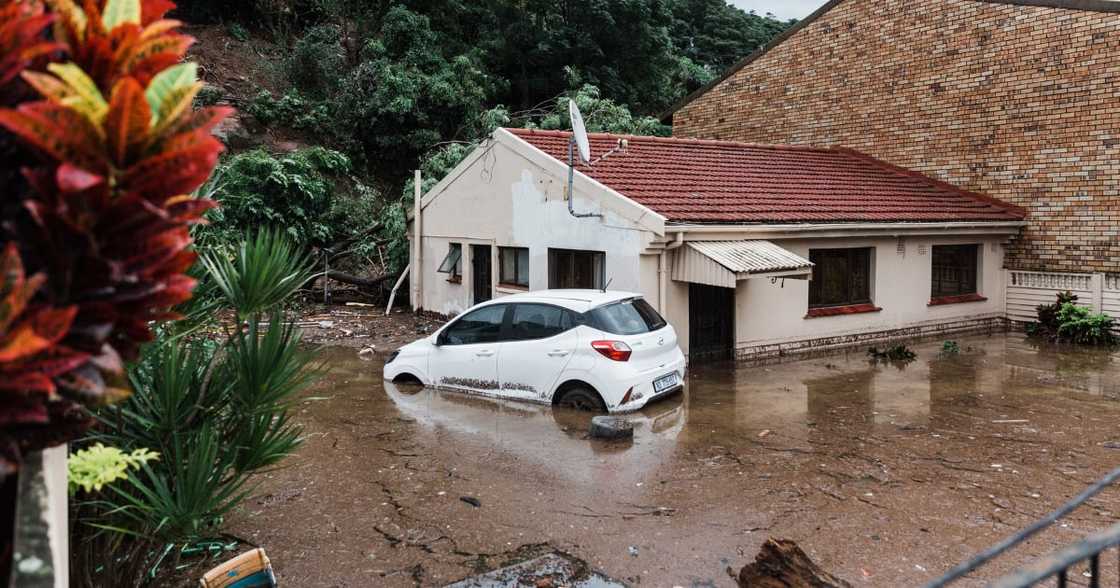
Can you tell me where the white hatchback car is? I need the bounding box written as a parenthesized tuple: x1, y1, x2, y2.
(383, 290, 686, 413)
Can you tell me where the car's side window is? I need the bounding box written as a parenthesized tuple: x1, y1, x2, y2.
(509, 304, 575, 341)
(443, 304, 507, 345)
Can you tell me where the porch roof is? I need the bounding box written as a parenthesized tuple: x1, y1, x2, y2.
(671, 240, 814, 288)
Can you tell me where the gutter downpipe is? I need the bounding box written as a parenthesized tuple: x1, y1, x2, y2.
(658, 232, 684, 314)
(413, 169, 423, 312)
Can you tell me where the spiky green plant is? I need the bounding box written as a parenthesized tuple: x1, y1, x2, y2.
(72, 232, 320, 586)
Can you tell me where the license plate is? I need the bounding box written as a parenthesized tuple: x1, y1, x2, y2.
(653, 373, 679, 393)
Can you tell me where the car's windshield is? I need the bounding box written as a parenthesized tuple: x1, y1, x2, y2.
(587, 298, 667, 335)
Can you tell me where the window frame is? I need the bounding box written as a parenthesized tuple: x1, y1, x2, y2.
(438, 303, 510, 346)
(498, 246, 530, 289)
(807, 247, 874, 309)
(548, 248, 606, 290)
(436, 242, 463, 283)
(930, 244, 980, 298)
(507, 303, 580, 342)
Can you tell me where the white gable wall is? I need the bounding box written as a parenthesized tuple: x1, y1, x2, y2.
(413, 137, 662, 317)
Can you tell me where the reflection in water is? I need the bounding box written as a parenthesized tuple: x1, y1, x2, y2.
(371, 334, 1120, 484)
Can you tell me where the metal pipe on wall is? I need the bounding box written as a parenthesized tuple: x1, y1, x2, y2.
(658, 232, 684, 313)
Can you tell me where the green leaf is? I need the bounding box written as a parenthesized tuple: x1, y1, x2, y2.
(46, 63, 108, 124)
(145, 63, 198, 127)
(102, 0, 141, 30)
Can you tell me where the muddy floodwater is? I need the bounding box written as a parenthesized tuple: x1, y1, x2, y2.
(226, 333, 1120, 587)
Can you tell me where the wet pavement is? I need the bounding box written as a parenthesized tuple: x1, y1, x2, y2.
(226, 333, 1120, 587)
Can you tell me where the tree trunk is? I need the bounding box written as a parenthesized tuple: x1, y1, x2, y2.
(323, 270, 395, 290)
(737, 538, 850, 588)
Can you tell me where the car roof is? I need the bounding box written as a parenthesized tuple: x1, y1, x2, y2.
(482, 289, 642, 312)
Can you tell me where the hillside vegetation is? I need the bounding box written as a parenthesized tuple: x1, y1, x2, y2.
(184, 0, 794, 288)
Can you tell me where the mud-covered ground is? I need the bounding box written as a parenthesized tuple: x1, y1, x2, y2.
(224, 332, 1120, 587)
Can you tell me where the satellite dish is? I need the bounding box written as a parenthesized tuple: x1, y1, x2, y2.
(569, 100, 591, 164)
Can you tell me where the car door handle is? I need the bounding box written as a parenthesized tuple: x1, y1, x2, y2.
(547, 350, 570, 357)
(476, 350, 495, 357)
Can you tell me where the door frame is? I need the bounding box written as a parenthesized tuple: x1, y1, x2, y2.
(688, 283, 735, 363)
(470, 244, 493, 304)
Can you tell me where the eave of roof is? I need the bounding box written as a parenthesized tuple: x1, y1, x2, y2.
(661, 0, 1120, 121)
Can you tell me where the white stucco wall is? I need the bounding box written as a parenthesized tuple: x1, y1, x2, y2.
(413, 138, 659, 317)
(718, 235, 1008, 352)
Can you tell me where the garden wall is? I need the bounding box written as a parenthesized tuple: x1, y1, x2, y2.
(1006, 270, 1120, 332)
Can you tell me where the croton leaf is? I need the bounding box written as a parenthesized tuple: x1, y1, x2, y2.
(45, 61, 107, 123)
(44, 0, 89, 43)
(139, 0, 174, 26)
(119, 29, 189, 71)
(56, 161, 105, 192)
(104, 76, 149, 164)
(0, 305, 78, 363)
(0, 244, 47, 334)
(144, 61, 194, 125)
(5, 345, 91, 379)
(149, 80, 200, 136)
(101, 0, 141, 31)
(0, 101, 107, 171)
(122, 136, 223, 199)
(137, 17, 180, 41)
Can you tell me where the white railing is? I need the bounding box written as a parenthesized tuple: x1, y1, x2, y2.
(1007, 270, 1120, 332)
(1008, 270, 1093, 292)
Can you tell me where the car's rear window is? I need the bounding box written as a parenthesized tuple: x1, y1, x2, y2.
(587, 298, 667, 335)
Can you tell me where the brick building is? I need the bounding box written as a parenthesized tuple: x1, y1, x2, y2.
(669, 0, 1120, 275)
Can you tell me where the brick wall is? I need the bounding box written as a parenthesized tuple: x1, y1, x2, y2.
(672, 0, 1120, 273)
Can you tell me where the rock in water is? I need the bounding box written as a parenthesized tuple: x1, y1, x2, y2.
(589, 416, 634, 440)
(737, 538, 850, 588)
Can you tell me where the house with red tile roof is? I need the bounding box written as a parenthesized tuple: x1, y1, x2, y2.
(409, 127, 1026, 361)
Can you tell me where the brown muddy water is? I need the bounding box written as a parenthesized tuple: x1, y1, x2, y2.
(225, 333, 1120, 587)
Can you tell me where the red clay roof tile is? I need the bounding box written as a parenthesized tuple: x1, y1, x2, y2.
(506, 128, 1026, 224)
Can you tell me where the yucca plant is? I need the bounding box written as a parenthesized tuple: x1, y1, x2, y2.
(200, 229, 315, 320)
(0, 0, 231, 474)
(73, 232, 319, 586)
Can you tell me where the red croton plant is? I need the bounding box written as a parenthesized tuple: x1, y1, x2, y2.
(0, 0, 230, 476)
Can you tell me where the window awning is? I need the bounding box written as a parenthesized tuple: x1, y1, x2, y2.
(671, 240, 814, 288)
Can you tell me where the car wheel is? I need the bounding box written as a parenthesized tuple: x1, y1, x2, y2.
(556, 387, 606, 413)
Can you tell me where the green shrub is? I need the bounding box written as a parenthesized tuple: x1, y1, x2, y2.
(68, 444, 159, 495)
(1029, 291, 1113, 345)
(246, 90, 331, 131)
(1055, 302, 1116, 345)
(287, 24, 347, 98)
(226, 21, 250, 42)
(197, 147, 357, 248)
(941, 340, 961, 355)
(194, 84, 224, 107)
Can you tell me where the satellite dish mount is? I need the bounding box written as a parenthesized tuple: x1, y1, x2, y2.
(567, 100, 602, 219)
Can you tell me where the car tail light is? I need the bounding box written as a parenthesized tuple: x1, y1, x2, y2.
(621, 387, 633, 404)
(592, 340, 632, 362)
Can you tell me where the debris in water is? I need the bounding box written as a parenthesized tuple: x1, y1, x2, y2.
(589, 416, 634, 440)
(868, 344, 917, 363)
(358, 346, 376, 360)
(736, 538, 851, 588)
(627, 546, 639, 557)
(460, 496, 481, 508)
(1103, 441, 1120, 449)
(445, 551, 624, 587)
